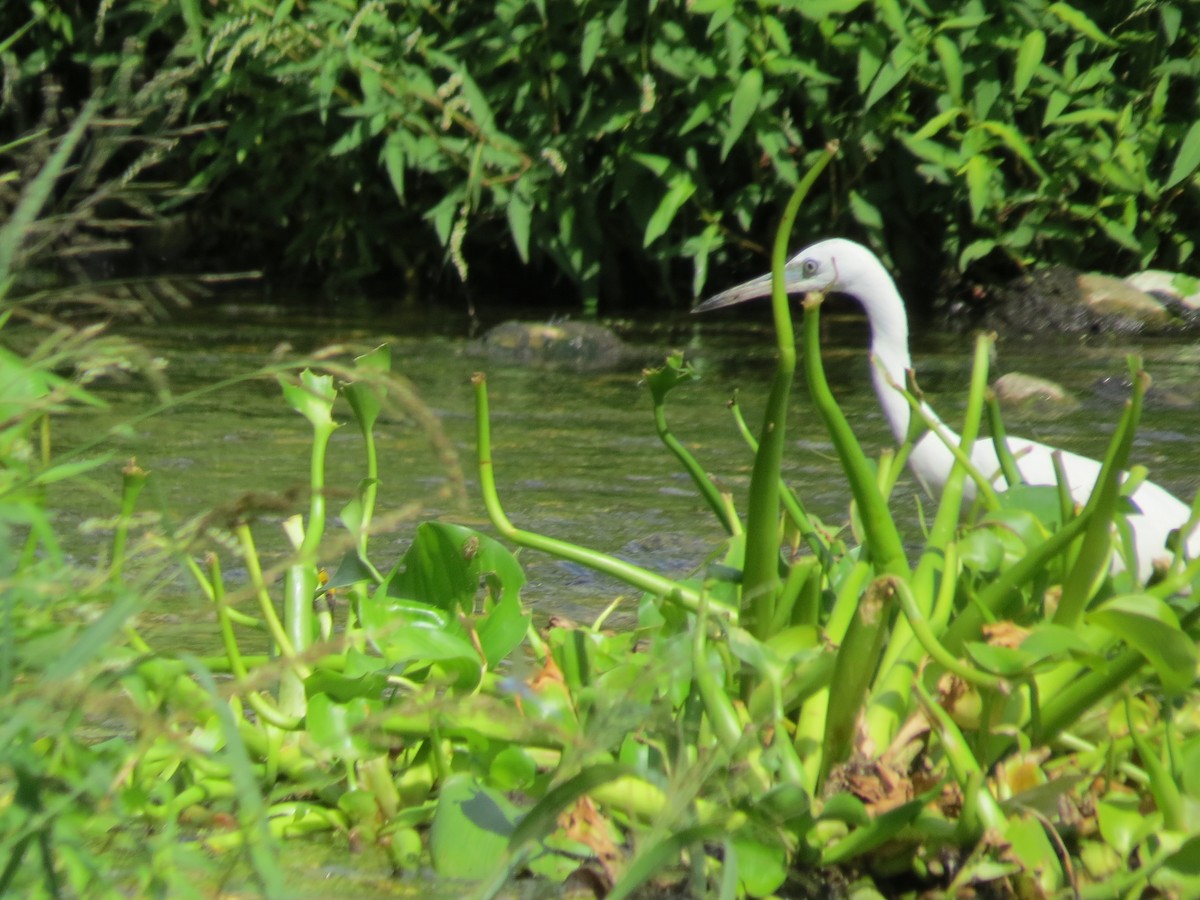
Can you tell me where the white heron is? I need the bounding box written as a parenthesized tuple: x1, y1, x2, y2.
(695, 238, 1198, 581)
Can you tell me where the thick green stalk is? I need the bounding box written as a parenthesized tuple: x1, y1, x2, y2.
(818, 575, 894, 788)
(1055, 365, 1148, 627)
(740, 144, 837, 641)
(802, 298, 908, 577)
(652, 386, 736, 535)
(867, 335, 994, 746)
(472, 374, 709, 616)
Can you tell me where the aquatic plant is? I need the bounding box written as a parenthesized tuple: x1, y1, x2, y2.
(4, 146, 1200, 897)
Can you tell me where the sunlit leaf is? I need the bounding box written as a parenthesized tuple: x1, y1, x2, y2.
(1087, 593, 1198, 694)
(643, 172, 696, 247)
(1165, 121, 1200, 189)
(506, 190, 532, 263)
(1013, 30, 1046, 99)
(732, 825, 788, 896)
(306, 692, 381, 760)
(721, 68, 762, 161)
(430, 774, 524, 879)
(580, 18, 604, 75)
(933, 35, 963, 103)
(1048, 3, 1118, 46)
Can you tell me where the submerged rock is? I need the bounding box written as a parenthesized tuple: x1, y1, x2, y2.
(983, 267, 1198, 335)
(468, 320, 637, 371)
(1125, 270, 1200, 310)
(991, 372, 1079, 415)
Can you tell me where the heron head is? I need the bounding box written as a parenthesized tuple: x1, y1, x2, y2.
(693, 238, 870, 312)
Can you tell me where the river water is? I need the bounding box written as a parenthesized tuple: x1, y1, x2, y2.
(48, 299, 1200, 653)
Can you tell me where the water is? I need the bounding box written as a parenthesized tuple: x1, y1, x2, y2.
(47, 300, 1200, 652)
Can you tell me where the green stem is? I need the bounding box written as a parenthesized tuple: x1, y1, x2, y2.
(740, 144, 837, 641)
(472, 374, 711, 616)
(803, 298, 909, 577)
(652, 389, 736, 535)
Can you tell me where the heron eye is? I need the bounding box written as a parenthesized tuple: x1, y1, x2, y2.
(802, 259, 819, 276)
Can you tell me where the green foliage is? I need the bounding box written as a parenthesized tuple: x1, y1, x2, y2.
(10, 1, 1200, 305)
(3, 115, 1200, 894)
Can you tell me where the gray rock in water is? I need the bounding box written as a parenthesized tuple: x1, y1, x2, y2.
(1076, 273, 1171, 328)
(992, 371, 1079, 415)
(1125, 270, 1200, 310)
(984, 266, 1193, 334)
(468, 320, 635, 371)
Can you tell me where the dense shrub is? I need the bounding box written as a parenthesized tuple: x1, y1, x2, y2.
(6, 1, 1200, 309)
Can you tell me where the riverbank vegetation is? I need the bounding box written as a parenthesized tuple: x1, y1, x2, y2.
(6, 1, 1200, 310)
(4, 132, 1200, 895)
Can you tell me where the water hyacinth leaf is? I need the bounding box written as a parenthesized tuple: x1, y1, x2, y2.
(304, 665, 388, 703)
(358, 594, 483, 687)
(821, 796, 928, 865)
(1086, 594, 1197, 694)
(1003, 814, 1063, 893)
(1018, 622, 1102, 664)
(1165, 120, 1200, 189)
(820, 792, 870, 827)
(720, 68, 762, 161)
(387, 521, 526, 616)
(731, 826, 788, 897)
(279, 369, 337, 428)
(343, 346, 389, 433)
(430, 774, 524, 879)
(325, 543, 376, 590)
(1096, 794, 1152, 857)
(307, 692, 380, 760)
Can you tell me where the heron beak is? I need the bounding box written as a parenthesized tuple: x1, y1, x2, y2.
(691, 271, 776, 313)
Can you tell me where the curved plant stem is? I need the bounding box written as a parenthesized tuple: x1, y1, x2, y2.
(740, 143, 838, 643)
(472, 374, 710, 616)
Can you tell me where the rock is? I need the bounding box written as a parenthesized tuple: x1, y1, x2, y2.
(992, 372, 1079, 414)
(468, 320, 635, 371)
(1076, 273, 1172, 328)
(1125, 270, 1200, 310)
(983, 266, 1190, 335)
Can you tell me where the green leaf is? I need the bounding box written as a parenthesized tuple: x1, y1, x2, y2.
(1087, 593, 1198, 694)
(306, 692, 381, 760)
(1014, 30, 1046, 99)
(1096, 794, 1152, 857)
(430, 774, 524, 879)
(279, 369, 337, 430)
(1165, 121, 1200, 189)
(933, 35, 963, 103)
(643, 172, 696, 247)
(911, 107, 962, 142)
(382, 131, 405, 201)
(580, 19, 604, 75)
(981, 121, 1046, 178)
(506, 191, 533, 263)
(732, 825, 788, 896)
(964, 154, 992, 221)
(865, 42, 920, 110)
(1048, 3, 1118, 47)
(721, 68, 763, 161)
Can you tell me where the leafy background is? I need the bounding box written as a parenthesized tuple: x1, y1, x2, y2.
(5, 0, 1200, 310)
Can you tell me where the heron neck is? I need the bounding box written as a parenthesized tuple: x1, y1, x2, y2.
(853, 270, 946, 445)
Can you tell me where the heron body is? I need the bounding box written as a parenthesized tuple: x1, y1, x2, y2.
(696, 238, 1197, 581)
